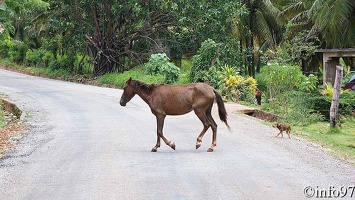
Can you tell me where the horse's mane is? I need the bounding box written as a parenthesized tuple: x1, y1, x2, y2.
(132, 80, 155, 94)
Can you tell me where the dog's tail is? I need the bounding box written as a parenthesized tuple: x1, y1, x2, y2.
(214, 89, 231, 132)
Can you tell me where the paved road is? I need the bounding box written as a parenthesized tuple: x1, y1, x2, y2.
(0, 69, 354, 200)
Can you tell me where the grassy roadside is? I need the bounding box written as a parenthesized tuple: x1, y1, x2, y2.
(0, 58, 73, 78)
(0, 99, 5, 127)
(292, 118, 355, 164)
(0, 59, 354, 164)
(97, 59, 192, 87)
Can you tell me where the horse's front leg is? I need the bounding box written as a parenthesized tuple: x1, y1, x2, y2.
(151, 115, 175, 152)
(151, 133, 161, 152)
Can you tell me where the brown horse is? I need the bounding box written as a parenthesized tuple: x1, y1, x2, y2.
(119, 78, 231, 152)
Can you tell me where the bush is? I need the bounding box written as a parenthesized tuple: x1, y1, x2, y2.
(49, 60, 61, 70)
(284, 91, 324, 125)
(311, 91, 355, 120)
(145, 53, 180, 84)
(257, 65, 318, 114)
(221, 66, 257, 102)
(74, 54, 93, 74)
(42, 51, 54, 67)
(190, 38, 242, 83)
(25, 49, 46, 67)
(0, 30, 12, 57)
(58, 53, 76, 71)
(9, 40, 27, 63)
(190, 39, 219, 82)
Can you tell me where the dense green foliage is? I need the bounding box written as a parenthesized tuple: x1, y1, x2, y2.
(312, 91, 355, 120)
(256, 65, 323, 125)
(144, 53, 180, 84)
(1, 0, 355, 77)
(190, 39, 242, 82)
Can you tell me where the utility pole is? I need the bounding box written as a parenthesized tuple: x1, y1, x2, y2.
(329, 66, 343, 128)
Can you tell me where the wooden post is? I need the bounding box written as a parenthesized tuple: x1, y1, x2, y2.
(329, 66, 343, 128)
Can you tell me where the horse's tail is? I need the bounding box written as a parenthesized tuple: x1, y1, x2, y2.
(214, 90, 231, 132)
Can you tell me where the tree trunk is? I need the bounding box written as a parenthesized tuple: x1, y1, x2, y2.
(256, 52, 261, 73)
(210, 44, 221, 66)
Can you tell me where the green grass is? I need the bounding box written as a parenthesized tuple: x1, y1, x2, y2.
(97, 60, 193, 87)
(293, 118, 355, 164)
(98, 65, 165, 88)
(28, 67, 72, 78)
(0, 57, 72, 78)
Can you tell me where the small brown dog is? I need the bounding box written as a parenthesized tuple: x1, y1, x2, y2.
(273, 123, 291, 139)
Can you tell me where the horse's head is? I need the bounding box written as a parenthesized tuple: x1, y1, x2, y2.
(120, 78, 136, 106)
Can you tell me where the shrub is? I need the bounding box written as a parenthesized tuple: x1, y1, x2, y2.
(58, 53, 76, 72)
(145, 53, 180, 84)
(190, 39, 219, 82)
(190, 39, 243, 83)
(257, 65, 318, 114)
(9, 40, 27, 63)
(220, 66, 257, 102)
(0, 30, 12, 57)
(49, 60, 61, 70)
(42, 51, 54, 67)
(74, 54, 93, 74)
(25, 49, 46, 67)
(284, 91, 324, 125)
(311, 91, 355, 120)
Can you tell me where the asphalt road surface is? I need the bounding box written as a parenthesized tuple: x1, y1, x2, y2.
(0, 69, 354, 200)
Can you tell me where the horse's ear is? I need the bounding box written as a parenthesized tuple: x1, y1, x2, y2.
(127, 77, 132, 83)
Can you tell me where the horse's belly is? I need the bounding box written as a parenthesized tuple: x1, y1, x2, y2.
(164, 103, 193, 115)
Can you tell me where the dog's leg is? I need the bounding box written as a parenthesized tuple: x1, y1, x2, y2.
(287, 130, 291, 139)
(275, 131, 282, 138)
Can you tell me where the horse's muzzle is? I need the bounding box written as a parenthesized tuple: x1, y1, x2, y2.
(119, 100, 126, 106)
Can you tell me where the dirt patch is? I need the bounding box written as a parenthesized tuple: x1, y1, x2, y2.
(243, 109, 283, 122)
(0, 112, 24, 158)
(0, 97, 24, 158)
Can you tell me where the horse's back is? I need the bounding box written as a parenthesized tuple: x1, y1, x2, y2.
(157, 82, 214, 99)
(152, 83, 215, 115)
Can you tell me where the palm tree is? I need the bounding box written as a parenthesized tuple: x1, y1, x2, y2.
(309, 0, 355, 48)
(232, 0, 282, 77)
(276, 0, 314, 40)
(278, 0, 355, 48)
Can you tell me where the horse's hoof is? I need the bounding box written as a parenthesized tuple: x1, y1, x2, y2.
(207, 148, 214, 152)
(196, 144, 201, 149)
(151, 148, 157, 152)
(170, 142, 176, 150)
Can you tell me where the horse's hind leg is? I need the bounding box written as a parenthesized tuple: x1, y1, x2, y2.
(206, 106, 217, 152)
(195, 108, 211, 150)
(152, 115, 175, 152)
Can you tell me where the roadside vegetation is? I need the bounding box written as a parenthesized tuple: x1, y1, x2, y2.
(0, 0, 354, 163)
(0, 99, 5, 127)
